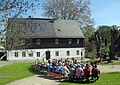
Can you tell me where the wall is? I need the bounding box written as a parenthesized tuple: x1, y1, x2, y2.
(7, 48, 85, 61)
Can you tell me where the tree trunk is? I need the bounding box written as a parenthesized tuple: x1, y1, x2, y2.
(96, 44, 101, 58)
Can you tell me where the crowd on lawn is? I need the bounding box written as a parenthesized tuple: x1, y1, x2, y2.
(35, 58, 100, 82)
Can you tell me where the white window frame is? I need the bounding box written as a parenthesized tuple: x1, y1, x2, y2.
(15, 52, 18, 57)
(36, 39, 41, 45)
(66, 51, 70, 56)
(68, 39, 72, 44)
(55, 51, 59, 56)
(22, 51, 26, 57)
(37, 52, 40, 57)
(55, 39, 59, 44)
(77, 39, 79, 44)
(76, 50, 79, 55)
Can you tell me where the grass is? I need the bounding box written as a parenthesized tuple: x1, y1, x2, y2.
(1, 60, 120, 85)
(59, 72, 120, 85)
(0, 62, 35, 85)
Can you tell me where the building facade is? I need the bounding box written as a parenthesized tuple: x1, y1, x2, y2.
(6, 18, 85, 61)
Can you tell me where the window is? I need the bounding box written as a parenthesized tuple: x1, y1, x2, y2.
(37, 52, 40, 57)
(49, 20, 54, 23)
(66, 51, 70, 56)
(77, 39, 79, 44)
(55, 39, 59, 44)
(15, 52, 18, 57)
(55, 51, 59, 56)
(36, 39, 41, 45)
(76, 50, 79, 55)
(22, 51, 26, 57)
(68, 39, 72, 44)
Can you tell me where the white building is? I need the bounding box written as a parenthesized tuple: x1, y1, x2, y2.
(6, 18, 85, 61)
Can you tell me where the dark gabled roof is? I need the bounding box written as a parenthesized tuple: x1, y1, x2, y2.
(7, 18, 85, 38)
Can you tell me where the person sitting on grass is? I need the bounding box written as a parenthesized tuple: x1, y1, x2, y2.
(61, 64, 70, 78)
(84, 64, 90, 82)
(55, 64, 61, 74)
(76, 64, 84, 81)
(47, 64, 53, 72)
(91, 64, 100, 81)
(69, 65, 76, 80)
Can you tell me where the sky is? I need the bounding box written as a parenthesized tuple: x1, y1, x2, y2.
(29, 0, 120, 28)
(91, 0, 120, 27)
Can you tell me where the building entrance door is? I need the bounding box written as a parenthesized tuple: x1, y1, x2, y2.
(46, 50, 50, 60)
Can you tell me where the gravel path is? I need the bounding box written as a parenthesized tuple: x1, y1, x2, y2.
(0, 61, 14, 67)
(7, 75, 58, 85)
(6, 65, 120, 85)
(98, 65, 120, 73)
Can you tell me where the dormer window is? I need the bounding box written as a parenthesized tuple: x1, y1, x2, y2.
(31, 27, 36, 33)
(49, 20, 54, 23)
(68, 39, 72, 44)
(55, 39, 59, 44)
(58, 29, 61, 31)
(77, 39, 79, 44)
(36, 39, 41, 45)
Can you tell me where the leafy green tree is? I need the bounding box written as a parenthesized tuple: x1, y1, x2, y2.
(93, 25, 120, 59)
(92, 25, 112, 58)
(109, 26, 120, 59)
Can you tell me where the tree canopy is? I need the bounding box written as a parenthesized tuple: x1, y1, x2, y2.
(42, 0, 93, 28)
(0, 0, 40, 30)
(92, 25, 120, 59)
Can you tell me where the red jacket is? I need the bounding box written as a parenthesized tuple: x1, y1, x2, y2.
(84, 67, 90, 78)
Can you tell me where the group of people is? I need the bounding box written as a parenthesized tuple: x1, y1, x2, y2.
(35, 58, 100, 82)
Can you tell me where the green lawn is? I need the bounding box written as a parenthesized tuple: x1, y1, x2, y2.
(0, 62, 35, 85)
(1, 61, 120, 85)
(59, 72, 120, 85)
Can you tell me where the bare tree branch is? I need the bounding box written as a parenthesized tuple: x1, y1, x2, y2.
(42, 0, 93, 27)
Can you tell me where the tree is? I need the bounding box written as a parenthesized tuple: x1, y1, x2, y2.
(93, 25, 120, 59)
(94, 31, 102, 58)
(0, 0, 40, 30)
(0, 0, 40, 60)
(42, 0, 93, 28)
(93, 26, 111, 58)
(97, 26, 111, 47)
(109, 26, 120, 60)
(84, 25, 95, 51)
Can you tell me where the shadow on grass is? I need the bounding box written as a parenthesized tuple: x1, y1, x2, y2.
(37, 74, 97, 84)
(59, 78, 97, 84)
(28, 64, 47, 75)
(36, 74, 96, 84)
(37, 75, 62, 81)
(108, 72, 120, 74)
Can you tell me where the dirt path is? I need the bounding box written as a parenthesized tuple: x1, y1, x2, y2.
(7, 65, 120, 85)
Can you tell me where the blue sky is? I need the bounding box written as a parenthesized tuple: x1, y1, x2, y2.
(91, 0, 120, 27)
(29, 0, 120, 27)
